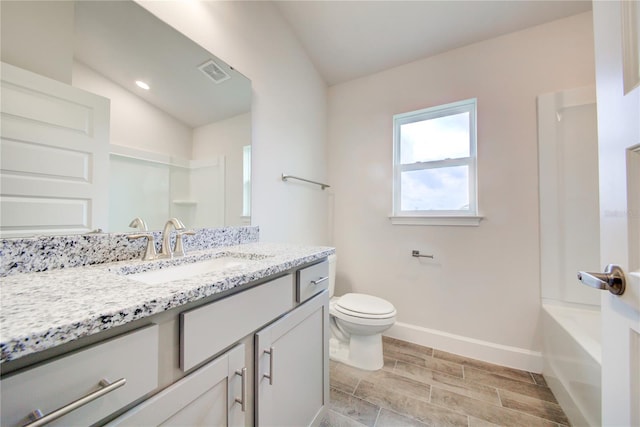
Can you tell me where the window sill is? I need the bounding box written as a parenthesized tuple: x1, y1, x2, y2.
(389, 215, 483, 226)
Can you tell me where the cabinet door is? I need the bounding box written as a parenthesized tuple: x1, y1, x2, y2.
(255, 291, 329, 427)
(109, 344, 246, 426)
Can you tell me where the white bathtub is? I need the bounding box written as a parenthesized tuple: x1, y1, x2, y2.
(542, 303, 602, 427)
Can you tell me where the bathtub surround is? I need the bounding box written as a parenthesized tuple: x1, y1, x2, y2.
(0, 226, 259, 277)
(542, 303, 601, 426)
(537, 85, 601, 426)
(328, 12, 596, 372)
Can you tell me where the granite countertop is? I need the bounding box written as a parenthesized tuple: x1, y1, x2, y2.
(0, 242, 334, 364)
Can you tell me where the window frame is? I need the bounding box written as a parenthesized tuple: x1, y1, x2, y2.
(391, 98, 480, 225)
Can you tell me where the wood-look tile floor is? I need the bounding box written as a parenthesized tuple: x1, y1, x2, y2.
(321, 336, 570, 427)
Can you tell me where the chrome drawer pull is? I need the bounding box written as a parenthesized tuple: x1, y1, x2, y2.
(23, 378, 126, 427)
(263, 347, 274, 385)
(234, 367, 247, 412)
(310, 276, 328, 286)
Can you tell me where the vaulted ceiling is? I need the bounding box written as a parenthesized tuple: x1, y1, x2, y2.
(275, 1, 593, 85)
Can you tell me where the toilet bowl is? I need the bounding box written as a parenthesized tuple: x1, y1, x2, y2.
(327, 255, 396, 370)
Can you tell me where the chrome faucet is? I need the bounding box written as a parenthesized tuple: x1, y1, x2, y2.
(129, 217, 148, 232)
(159, 218, 186, 258)
(127, 217, 157, 261)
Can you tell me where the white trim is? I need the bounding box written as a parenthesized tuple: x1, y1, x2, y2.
(389, 215, 483, 226)
(384, 321, 543, 373)
(109, 144, 220, 169)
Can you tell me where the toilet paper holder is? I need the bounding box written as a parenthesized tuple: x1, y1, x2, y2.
(411, 250, 434, 259)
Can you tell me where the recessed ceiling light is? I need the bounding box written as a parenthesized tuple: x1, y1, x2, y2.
(135, 80, 150, 90)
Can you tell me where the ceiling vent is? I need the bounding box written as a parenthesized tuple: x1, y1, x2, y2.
(198, 59, 231, 84)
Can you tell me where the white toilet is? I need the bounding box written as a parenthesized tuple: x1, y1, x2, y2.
(327, 254, 397, 370)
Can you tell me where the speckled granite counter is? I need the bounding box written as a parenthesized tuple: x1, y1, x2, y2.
(0, 242, 334, 364)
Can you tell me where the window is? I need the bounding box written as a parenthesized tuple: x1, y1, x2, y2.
(242, 145, 251, 218)
(392, 98, 480, 225)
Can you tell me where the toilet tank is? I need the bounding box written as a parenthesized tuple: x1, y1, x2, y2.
(328, 254, 337, 297)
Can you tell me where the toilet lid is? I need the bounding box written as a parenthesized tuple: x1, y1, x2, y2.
(336, 293, 396, 317)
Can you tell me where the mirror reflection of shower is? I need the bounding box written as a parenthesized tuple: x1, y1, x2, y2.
(109, 152, 227, 231)
(537, 86, 600, 307)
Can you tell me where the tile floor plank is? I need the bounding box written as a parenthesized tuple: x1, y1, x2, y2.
(498, 389, 570, 425)
(328, 337, 569, 427)
(330, 387, 380, 427)
(320, 409, 369, 427)
(383, 336, 434, 357)
(530, 372, 549, 387)
(430, 387, 558, 427)
(355, 379, 468, 427)
(375, 408, 431, 426)
(433, 349, 535, 384)
(393, 360, 501, 405)
(464, 367, 558, 403)
(467, 416, 503, 427)
(331, 360, 363, 394)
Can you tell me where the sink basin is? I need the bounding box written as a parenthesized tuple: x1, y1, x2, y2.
(124, 256, 255, 285)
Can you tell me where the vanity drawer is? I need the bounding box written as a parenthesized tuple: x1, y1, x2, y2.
(296, 260, 329, 303)
(0, 325, 159, 427)
(180, 274, 293, 372)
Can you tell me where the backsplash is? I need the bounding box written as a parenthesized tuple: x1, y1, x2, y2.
(0, 226, 259, 277)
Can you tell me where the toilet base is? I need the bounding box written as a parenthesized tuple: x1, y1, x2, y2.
(329, 333, 384, 371)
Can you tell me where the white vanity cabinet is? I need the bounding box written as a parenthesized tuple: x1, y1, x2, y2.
(108, 344, 247, 426)
(0, 257, 330, 427)
(255, 290, 329, 427)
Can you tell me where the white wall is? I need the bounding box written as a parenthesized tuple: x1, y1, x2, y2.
(139, 1, 329, 245)
(327, 12, 596, 371)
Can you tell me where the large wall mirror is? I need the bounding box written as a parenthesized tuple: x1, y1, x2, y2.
(1, 0, 252, 236)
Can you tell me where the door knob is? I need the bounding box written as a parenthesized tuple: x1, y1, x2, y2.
(577, 264, 626, 295)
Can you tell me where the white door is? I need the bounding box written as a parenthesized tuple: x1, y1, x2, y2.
(591, 2, 640, 426)
(0, 62, 110, 236)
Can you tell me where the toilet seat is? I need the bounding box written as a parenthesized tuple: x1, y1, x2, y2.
(335, 293, 396, 319)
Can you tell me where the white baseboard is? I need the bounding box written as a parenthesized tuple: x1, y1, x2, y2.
(385, 321, 543, 373)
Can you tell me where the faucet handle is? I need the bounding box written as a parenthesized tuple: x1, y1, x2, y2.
(169, 217, 186, 230)
(174, 230, 195, 257)
(129, 217, 148, 232)
(128, 232, 157, 261)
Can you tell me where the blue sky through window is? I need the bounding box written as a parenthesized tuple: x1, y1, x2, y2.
(400, 112, 470, 164)
(401, 166, 469, 211)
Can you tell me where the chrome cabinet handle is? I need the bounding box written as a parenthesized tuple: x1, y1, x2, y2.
(234, 367, 247, 412)
(578, 264, 626, 295)
(263, 347, 274, 385)
(310, 276, 328, 286)
(23, 378, 126, 427)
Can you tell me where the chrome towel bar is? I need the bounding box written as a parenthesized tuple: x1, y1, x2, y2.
(281, 173, 330, 190)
